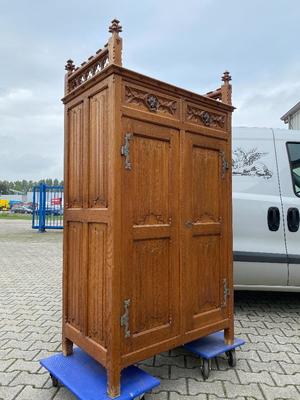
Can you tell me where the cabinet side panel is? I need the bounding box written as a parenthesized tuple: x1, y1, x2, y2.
(68, 103, 84, 208)
(89, 89, 108, 208)
(87, 223, 107, 347)
(66, 221, 85, 331)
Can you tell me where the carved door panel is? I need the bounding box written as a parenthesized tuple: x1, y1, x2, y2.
(121, 118, 180, 354)
(182, 132, 229, 333)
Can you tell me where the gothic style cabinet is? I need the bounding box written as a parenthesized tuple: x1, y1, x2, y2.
(62, 20, 234, 397)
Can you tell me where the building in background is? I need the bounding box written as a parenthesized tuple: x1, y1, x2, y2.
(0, 192, 34, 203)
(281, 101, 300, 129)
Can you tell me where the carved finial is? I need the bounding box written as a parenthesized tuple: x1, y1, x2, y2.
(222, 70, 232, 84)
(221, 71, 232, 105)
(65, 59, 75, 73)
(108, 19, 123, 66)
(109, 19, 122, 35)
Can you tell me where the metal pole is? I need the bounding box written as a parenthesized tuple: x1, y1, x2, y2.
(38, 184, 46, 233)
(32, 187, 36, 229)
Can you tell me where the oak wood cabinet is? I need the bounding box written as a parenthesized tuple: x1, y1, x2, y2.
(62, 19, 234, 397)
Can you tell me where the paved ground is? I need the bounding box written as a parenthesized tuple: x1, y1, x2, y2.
(0, 220, 300, 400)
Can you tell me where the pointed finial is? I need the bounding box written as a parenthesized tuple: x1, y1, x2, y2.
(222, 70, 232, 83)
(65, 59, 75, 73)
(109, 19, 122, 34)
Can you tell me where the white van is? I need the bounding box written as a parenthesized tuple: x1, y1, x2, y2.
(233, 127, 300, 291)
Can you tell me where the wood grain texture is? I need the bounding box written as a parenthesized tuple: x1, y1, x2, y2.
(66, 222, 85, 331)
(68, 103, 84, 208)
(87, 223, 107, 346)
(89, 90, 108, 208)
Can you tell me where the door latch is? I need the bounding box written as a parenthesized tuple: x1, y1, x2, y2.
(222, 278, 230, 307)
(120, 299, 131, 338)
(121, 133, 133, 170)
(220, 151, 229, 179)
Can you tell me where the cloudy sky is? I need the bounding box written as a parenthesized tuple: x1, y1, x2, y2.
(1, 0, 300, 180)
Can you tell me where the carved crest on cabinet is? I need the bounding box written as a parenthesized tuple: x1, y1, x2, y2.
(146, 94, 159, 111)
(186, 105, 226, 129)
(125, 86, 177, 116)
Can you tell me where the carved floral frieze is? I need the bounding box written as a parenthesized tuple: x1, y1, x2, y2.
(125, 86, 178, 116)
(186, 105, 226, 129)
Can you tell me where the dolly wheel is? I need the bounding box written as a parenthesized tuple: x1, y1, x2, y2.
(227, 349, 236, 367)
(201, 359, 210, 380)
(50, 374, 59, 387)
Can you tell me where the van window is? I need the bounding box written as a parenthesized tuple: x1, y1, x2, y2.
(287, 142, 300, 197)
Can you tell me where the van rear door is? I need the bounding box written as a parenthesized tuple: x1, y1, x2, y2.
(273, 130, 300, 286)
(233, 127, 288, 287)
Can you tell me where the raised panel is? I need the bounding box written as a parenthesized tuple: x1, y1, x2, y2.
(191, 235, 220, 315)
(123, 83, 179, 119)
(89, 90, 108, 208)
(185, 102, 227, 131)
(68, 103, 83, 208)
(132, 239, 170, 334)
(192, 146, 220, 223)
(87, 223, 107, 346)
(66, 222, 85, 331)
(132, 135, 170, 225)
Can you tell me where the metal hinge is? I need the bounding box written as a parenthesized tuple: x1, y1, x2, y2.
(222, 278, 230, 307)
(121, 133, 133, 170)
(120, 299, 131, 338)
(220, 150, 229, 179)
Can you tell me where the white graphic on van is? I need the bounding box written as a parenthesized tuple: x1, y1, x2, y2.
(232, 147, 273, 179)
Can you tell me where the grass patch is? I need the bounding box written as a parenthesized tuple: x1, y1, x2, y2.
(0, 213, 32, 220)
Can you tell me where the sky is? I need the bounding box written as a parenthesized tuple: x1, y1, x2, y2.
(1, 0, 300, 181)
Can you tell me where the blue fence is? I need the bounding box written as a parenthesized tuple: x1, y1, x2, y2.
(32, 184, 64, 231)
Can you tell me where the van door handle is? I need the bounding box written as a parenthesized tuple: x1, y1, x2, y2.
(287, 208, 299, 232)
(268, 207, 280, 231)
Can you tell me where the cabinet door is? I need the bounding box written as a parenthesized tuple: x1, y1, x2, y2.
(182, 132, 230, 333)
(121, 118, 180, 355)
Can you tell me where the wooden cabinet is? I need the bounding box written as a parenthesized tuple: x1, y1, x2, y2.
(62, 20, 234, 397)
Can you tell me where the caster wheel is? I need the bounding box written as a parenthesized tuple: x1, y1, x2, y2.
(201, 358, 210, 380)
(50, 374, 59, 387)
(136, 395, 145, 400)
(227, 349, 236, 367)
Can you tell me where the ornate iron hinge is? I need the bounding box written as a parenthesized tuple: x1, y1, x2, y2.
(120, 299, 131, 338)
(220, 151, 229, 179)
(222, 278, 230, 307)
(121, 133, 133, 170)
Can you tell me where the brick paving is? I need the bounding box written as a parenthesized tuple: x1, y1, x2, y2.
(0, 219, 300, 399)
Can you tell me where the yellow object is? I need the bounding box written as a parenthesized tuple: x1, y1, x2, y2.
(0, 199, 9, 210)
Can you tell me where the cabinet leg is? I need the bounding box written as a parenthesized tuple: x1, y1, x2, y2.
(224, 325, 234, 345)
(62, 337, 73, 356)
(107, 368, 121, 398)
